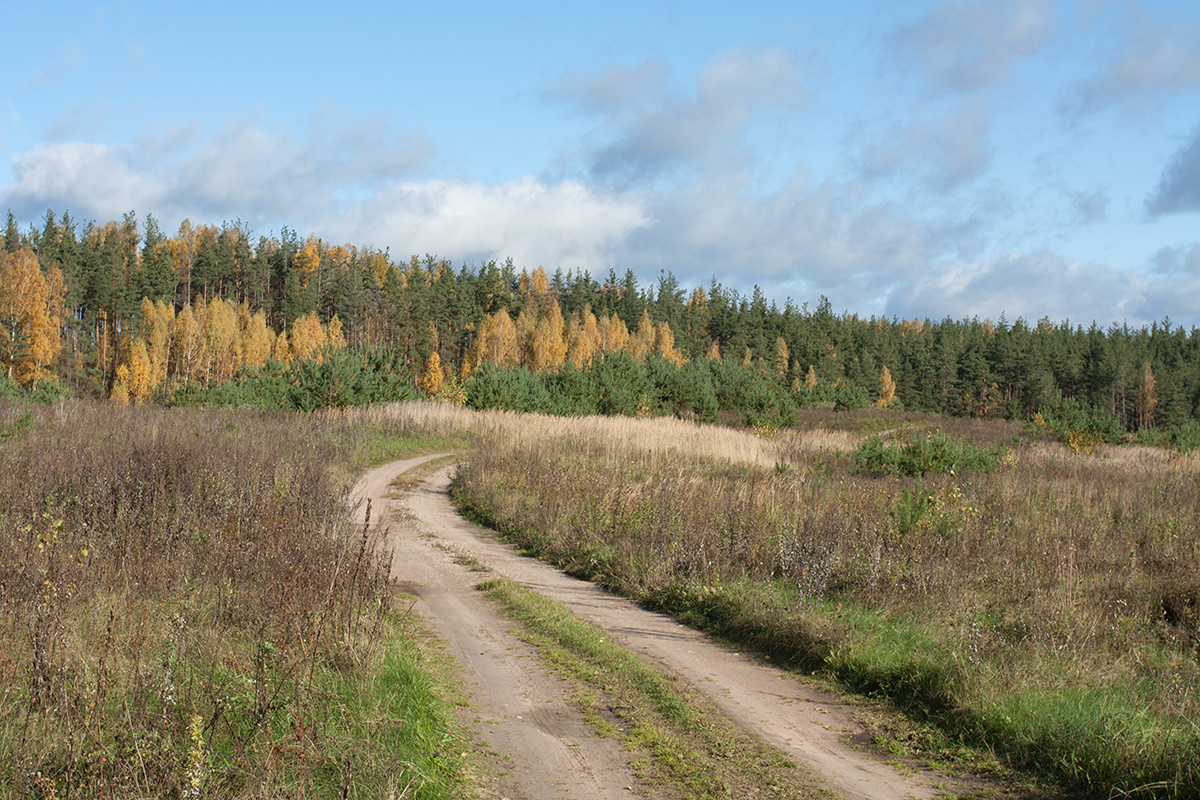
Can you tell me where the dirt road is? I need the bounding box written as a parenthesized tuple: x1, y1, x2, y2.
(353, 456, 959, 800)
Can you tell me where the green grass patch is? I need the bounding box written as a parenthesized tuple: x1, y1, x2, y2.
(476, 577, 828, 800)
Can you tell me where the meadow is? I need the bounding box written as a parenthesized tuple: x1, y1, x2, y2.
(441, 404, 1200, 796)
(0, 399, 472, 799)
(5, 396, 1198, 797)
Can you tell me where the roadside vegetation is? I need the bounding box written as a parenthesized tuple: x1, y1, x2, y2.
(0, 397, 475, 799)
(449, 405, 1200, 797)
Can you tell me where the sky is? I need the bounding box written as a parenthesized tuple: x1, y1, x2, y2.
(3, 0, 1200, 329)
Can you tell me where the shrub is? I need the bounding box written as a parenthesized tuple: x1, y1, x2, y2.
(853, 431, 1000, 476)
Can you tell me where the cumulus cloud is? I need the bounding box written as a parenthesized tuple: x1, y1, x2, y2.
(891, 0, 1054, 92)
(552, 50, 805, 185)
(885, 251, 1147, 324)
(1146, 125, 1200, 216)
(341, 177, 648, 268)
(2, 110, 432, 228)
(621, 172, 934, 307)
(4, 141, 162, 221)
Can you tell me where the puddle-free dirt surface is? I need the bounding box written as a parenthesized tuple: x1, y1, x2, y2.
(353, 455, 968, 800)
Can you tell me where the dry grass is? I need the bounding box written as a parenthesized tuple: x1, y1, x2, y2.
(332, 400, 859, 469)
(0, 400, 448, 799)
(449, 406, 1200, 795)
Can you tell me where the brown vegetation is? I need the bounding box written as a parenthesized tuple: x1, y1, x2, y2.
(0, 401, 407, 797)
(448, 405, 1200, 794)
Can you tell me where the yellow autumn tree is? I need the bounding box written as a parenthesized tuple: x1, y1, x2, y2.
(656, 322, 685, 366)
(471, 308, 519, 368)
(628, 309, 656, 360)
(172, 304, 203, 386)
(171, 219, 198, 305)
(705, 340, 721, 361)
(273, 330, 293, 364)
(530, 298, 567, 371)
(419, 350, 444, 396)
(242, 308, 275, 370)
(141, 298, 174, 391)
(566, 307, 600, 368)
(773, 337, 789, 378)
(597, 313, 629, 356)
(518, 266, 551, 300)
(290, 311, 326, 363)
(203, 297, 242, 383)
(877, 365, 896, 408)
(0, 248, 64, 387)
(294, 238, 321, 288)
(326, 314, 347, 352)
(514, 305, 539, 367)
(805, 364, 818, 389)
(125, 338, 153, 403)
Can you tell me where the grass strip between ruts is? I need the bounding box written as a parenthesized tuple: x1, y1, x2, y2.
(476, 576, 831, 800)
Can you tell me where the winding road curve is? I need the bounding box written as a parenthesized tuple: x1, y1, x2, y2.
(353, 455, 965, 800)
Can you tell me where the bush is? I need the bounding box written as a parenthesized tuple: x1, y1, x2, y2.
(1036, 397, 1124, 452)
(854, 431, 1001, 476)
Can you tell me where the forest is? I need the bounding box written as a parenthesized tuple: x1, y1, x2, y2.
(2, 209, 1199, 445)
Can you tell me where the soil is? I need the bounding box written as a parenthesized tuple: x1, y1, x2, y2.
(353, 455, 975, 800)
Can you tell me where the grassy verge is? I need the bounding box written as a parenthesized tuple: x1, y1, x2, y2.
(476, 577, 828, 800)
(449, 413, 1200, 797)
(0, 398, 478, 799)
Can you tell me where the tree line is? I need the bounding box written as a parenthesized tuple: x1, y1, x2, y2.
(2, 209, 1199, 436)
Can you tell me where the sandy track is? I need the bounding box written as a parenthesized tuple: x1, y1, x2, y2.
(353, 456, 961, 800)
(353, 455, 639, 800)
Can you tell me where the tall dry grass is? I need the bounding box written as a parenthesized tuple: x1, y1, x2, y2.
(331, 400, 858, 470)
(449, 408, 1200, 794)
(0, 400, 397, 798)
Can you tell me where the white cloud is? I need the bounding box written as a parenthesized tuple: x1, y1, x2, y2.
(342, 177, 649, 269)
(2, 111, 432, 228)
(885, 251, 1148, 324)
(4, 141, 163, 220)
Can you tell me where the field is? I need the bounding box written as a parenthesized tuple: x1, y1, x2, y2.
(3, 397, 1198, 797)
(0, 399, 472, 799)
(443, 405, 1200, 795)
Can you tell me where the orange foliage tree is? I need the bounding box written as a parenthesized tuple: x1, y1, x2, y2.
(0, 248, 65, 387)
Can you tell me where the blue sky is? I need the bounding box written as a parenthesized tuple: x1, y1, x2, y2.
(4, 1, 1199, 328)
